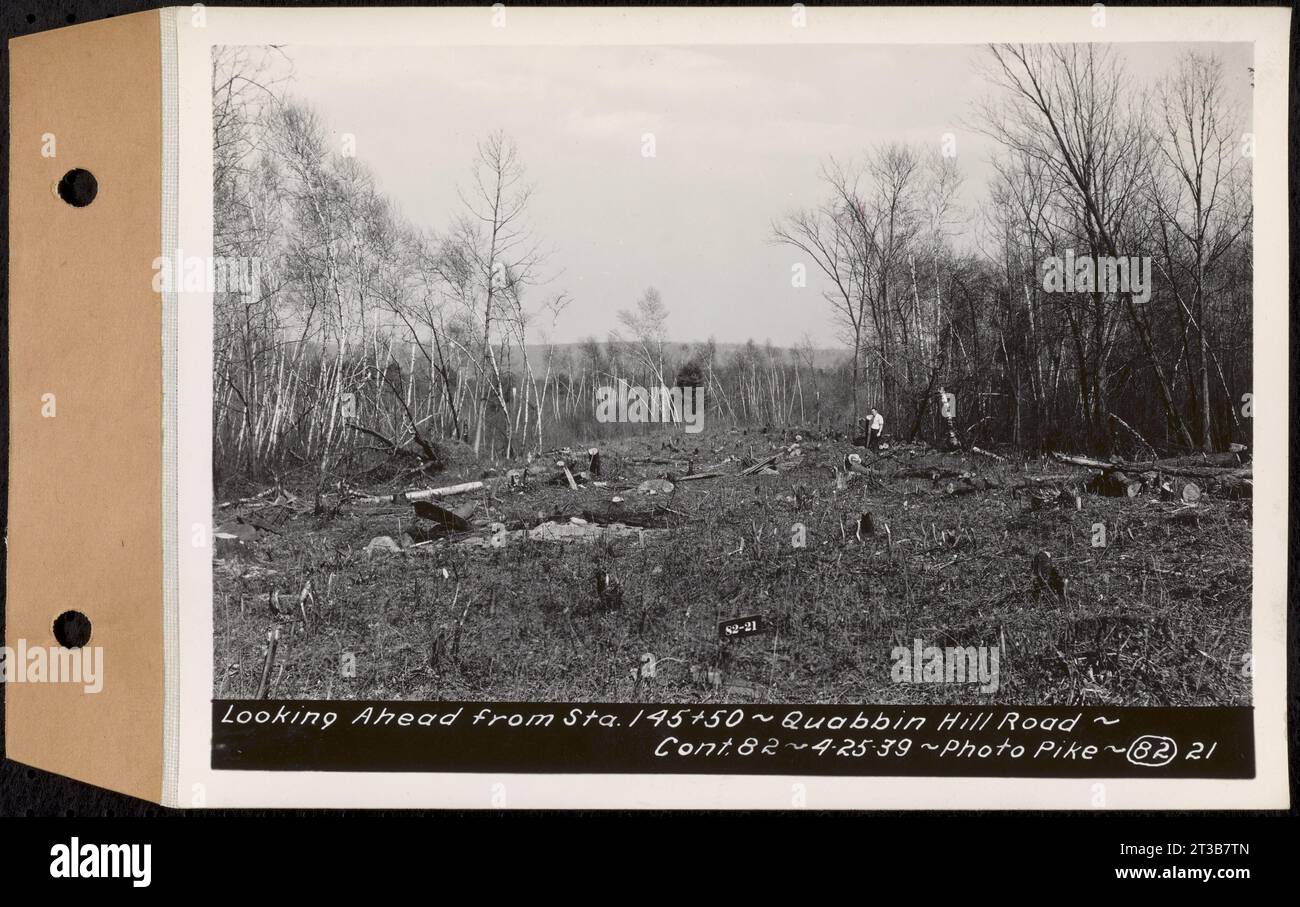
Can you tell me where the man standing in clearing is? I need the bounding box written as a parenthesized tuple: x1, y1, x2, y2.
(866, 407, 885, 450)
(936, 386, 960, 450)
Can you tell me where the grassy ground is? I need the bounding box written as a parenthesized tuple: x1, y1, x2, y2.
(213, 427, 1251, 706)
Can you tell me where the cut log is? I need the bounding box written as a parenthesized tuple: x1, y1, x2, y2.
(412, 500, 473, 531)
(1115, 472, 1142, 498)
(1088, 470, 1141, 498)
(1158, 478, 1202, 503)
(1053, 453, 1118, 470)
(352, 481, 487, 505)
(969, 445, 1007, 462)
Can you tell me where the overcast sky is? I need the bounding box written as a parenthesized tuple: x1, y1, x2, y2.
(257, 42, 1252, 346)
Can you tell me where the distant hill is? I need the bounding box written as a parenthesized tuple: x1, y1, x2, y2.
(521, 341, 851, 371)
(280, 335, 852, 375)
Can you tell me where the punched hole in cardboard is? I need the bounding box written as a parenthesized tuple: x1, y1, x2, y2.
(52, 610, 92, 648)
(56, 168, 97, 207)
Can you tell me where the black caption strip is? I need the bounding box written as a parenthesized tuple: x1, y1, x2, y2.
(213, 701, 1253, 778)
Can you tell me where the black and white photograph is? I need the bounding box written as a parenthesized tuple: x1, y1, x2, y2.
(1, 0, 1293, 840)
(209, 36, 1256, 713)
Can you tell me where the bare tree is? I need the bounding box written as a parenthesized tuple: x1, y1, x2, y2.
(615, 287, 671, 385)
(977, 43, 1195, 451)
(444, 131, 549, 458)
(1150, 51, 1251, 450)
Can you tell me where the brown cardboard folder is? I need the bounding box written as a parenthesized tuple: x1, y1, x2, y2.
(7, 10, 166, 802)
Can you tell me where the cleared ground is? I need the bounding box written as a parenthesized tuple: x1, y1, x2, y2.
(213, 427, 1252, 706)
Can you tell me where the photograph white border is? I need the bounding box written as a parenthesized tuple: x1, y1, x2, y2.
(173, 5, 1289, 809)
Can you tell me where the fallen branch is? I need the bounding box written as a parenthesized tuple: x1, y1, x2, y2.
(1052, 451, 1249, 479)
(1013, 473, 1077, 484)
(739, 454, 780, 476)
(897, 465, 971, 480)
(346, 420, 441, 467)
(1106, 411, 1157, 456)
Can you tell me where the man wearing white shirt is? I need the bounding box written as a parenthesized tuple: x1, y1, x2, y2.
(866, 407, 885, 450)
(936, 386, 960, 450)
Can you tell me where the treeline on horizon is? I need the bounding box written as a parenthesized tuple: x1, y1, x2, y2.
(212, 43, 1252, 485)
